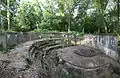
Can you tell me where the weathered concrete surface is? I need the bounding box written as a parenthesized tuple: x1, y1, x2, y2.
(0, 33, 6, 48)
(57, 45, 120, 78)
(6, 32, 40, 46)
(28, 38, 120, 78)
(0, 32, 76, 47)
(0, 32, 118, 61)
(0, 36, 119, 78)
(81, 34, 118, 60)
(0, 38, 74, 78)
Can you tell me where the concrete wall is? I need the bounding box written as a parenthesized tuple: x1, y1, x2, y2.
(81, 34, 118, 60)
(6, 32, 40, 46)
(0, 33, 6, 48)
(0, 32, 75, 47)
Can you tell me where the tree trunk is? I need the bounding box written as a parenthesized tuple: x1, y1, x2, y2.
(7, 0, 10, 30)
(104, 25, 107, 34)
(98, 28, 100, 33)
(118, 0, 120, 27)
(1, 17, 4, 31)
(68, 10, 71, 32)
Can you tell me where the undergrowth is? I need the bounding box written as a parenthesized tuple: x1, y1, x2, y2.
(0, 44, 16, 53)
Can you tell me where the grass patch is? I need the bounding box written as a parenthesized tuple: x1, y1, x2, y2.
(0, 44, 16, 53)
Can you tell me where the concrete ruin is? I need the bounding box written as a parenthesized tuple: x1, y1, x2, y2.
(81, 34, 118, 61)
(0, 33, 120, 78)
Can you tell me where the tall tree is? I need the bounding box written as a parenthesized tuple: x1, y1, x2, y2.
(118, 0, 120, 32)
(91, 0, 109, 33)
(7, 0, 10, 30)
(57, 0, 75, 32)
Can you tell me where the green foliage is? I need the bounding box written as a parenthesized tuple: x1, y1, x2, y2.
(0, 44, 16, 53)
(0, 0, 119, 34)
(70, 31, 84, 37)
(6, 29, 16, 32)
(33, 29, 60, 33)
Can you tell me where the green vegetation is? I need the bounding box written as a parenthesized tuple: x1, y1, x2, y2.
(0, 0, 119, 34)
(0, 44, 16, 53)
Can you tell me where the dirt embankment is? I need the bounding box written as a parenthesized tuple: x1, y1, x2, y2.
(0, 40, 38, 78)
